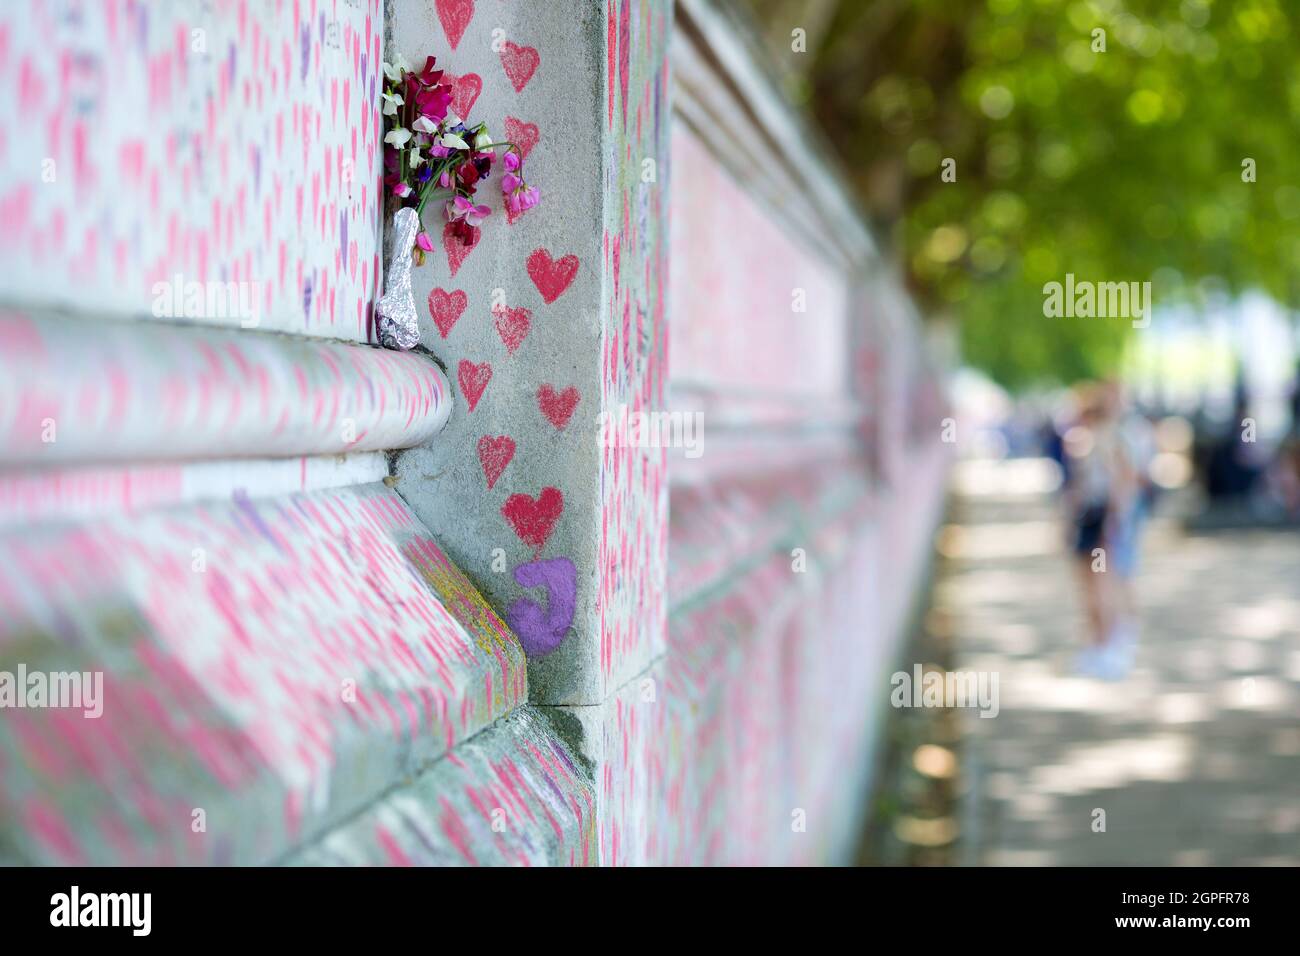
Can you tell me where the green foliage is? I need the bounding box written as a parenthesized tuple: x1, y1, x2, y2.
(743, 0, 1300, 389)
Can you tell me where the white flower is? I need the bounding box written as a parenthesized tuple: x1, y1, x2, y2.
(382, 54, 410, 83)
(409, 146, 425, 168)
(382, 91, 404, 116)
(412, 115, 438, 134)
(384, 127, 412, 148)
(439, 132, 469, 150)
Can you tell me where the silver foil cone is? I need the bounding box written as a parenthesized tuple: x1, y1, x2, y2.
(376, 206, 422, 350)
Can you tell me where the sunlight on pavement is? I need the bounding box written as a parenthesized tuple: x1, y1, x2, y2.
(952, 458, 1063, 497)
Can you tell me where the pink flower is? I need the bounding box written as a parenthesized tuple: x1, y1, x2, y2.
(416, 232, 433, 252)
(445, 194, 491, 227)
(392, 182, 412, 198)
(505, 182, 540, 217)
(499, 151, 537, 217)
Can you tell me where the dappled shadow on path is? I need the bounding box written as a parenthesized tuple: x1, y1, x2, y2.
(945, 461, 1300, 866)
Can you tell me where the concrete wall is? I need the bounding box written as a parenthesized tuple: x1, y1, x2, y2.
(0, 0, 950, 866)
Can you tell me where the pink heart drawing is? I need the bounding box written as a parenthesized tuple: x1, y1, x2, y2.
(502, 487, 564, 552)
(434, 0, 475, 50)
(458, 359, 492, 412)
(500, 41, 540, 93)
(537, 384, 579, 429)
(526, 249, 579, 303)
(477, 435, 515, 489)
(492, 304, 532, 355)
(428, 288, 467, 338)
(444, 71, 482, 119)
(443, 221, 479, 276)
(504, 116, 540, 159)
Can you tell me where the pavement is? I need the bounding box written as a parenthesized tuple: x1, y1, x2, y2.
(941, 458, 1300, 866)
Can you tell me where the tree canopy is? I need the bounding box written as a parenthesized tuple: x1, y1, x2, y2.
(741, 0, 1300, 389)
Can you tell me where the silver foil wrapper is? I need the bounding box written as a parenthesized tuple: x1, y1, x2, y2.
(375, 206, 422, 350)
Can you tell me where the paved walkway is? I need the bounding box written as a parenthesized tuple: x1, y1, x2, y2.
(942, 459, 1300, 866)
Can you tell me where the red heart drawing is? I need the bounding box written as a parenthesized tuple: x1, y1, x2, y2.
(502, 487, 564, 552)
(443, 221, 479, 276)
(492, 304, 532, 355)
(444, 71, 482, 119)
(428, 288, 467, 338)
(434, 0, 475, 50)
(526, 249, 579, 303)
(477, 435, 515, 489)
(457, 359, 492, 412)
(500, 41, 540, 93)
(537, 384, 580, 429)
(504, 116, 540, 159)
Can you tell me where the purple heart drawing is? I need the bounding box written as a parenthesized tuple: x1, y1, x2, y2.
(506, 557, 577, 657)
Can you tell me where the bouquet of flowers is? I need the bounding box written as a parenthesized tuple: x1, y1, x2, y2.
(382, 54, 539, 264)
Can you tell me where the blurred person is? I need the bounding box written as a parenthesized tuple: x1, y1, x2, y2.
(1267, 435, 1300, 517)
(1273, 364, 1300, 516)
(1041, 392, 1078, 488)
(1288, 360, 1300, 436)
(1041, 413, 1069, 483)
(1204, 391, 1265, 502)
(1061, 383, 1129, 678)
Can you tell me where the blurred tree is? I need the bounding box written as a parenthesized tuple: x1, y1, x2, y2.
(740, 0, 1300, 389)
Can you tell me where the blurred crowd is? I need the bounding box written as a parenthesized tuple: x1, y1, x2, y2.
(1190, 375, 1300, 518)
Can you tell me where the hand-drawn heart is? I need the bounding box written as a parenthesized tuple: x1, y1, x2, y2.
(428, 288, 467, 338)
(443, 221, 479, 276)
(506, 557, 577, 657)
(434, 0, 475, 49)
(492, 304, 532, 355)
(537, 384, 579, 429)
(502, 487, 563, 552)
(504, 116, 540, 159)
(477, 435, 515, 489)
(457, 359, 492, 412)
(444, 71, 482, 119)
(526, 249, 579, 303)
(500, 41, 540, 93)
